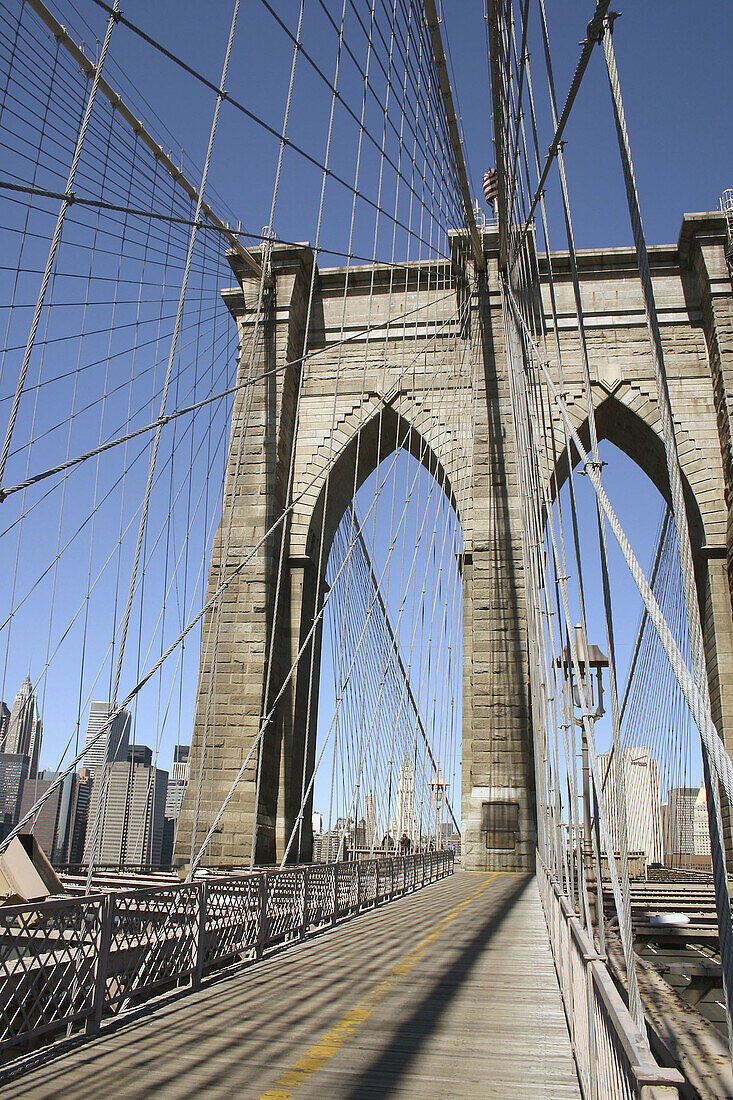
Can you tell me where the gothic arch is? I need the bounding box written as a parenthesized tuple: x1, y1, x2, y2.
(296, 402, 462, 573)
(276, 405, 464, 862)
(548, 391, 713, 557)
(544, 390, 733, 786)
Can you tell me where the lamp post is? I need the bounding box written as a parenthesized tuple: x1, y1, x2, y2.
(557, 624, 609, 922)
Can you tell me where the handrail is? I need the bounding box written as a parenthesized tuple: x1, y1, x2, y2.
(536, 853, 683, 1099)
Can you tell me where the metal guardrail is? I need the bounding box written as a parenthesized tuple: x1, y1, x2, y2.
(537, 855, 684, 1099)
(0, 850, 453, 1061)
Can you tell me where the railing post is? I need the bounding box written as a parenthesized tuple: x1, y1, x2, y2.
(355, 859, 361, 912)
(193, 880, 208, 989)
(87, 891, 114, 1035)
(332, 864, 339, 925)
(390, 857, 395, 899)
(301, 867, 309, 939)
(257, 872, 268, 957)
(586, 957, 599, 1100)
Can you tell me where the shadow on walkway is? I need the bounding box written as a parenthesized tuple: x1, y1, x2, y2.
(3, 873, 545, 1099)
(346, 872, 533, 1099)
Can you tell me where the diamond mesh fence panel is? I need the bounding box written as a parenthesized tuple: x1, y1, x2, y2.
(305, 866, 335, 927)
(104, 885, 199, 1013)
(335, 864, 358, 914)
(265, 871, 305, 943)
(0, 853, 452, 1061)
(359, 861, 378, 906)
(0, 895, 102, 1053)
(377, 860, 393, 899)
(204, 878, 261, 967)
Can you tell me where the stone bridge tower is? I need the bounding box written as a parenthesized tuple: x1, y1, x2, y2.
(175, 211, 733, 873)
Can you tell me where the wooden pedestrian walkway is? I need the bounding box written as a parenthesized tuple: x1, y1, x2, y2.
(1, 872, 580, 1099)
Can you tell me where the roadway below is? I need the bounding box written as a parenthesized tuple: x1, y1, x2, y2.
(1, 870, 580, 1099)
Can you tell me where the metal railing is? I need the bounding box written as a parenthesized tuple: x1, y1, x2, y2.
(537, 855, 684, 1099)
(0, 850, 453, 1061)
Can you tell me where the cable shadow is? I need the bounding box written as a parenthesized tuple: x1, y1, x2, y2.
(345, 872, 533, 1099)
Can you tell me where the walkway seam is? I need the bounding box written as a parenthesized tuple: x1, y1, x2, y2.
(258, 872, 500, 1100)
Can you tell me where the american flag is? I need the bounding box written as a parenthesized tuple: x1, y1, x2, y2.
(483, 168, 498, 209)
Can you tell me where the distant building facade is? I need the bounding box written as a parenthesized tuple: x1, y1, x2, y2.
(83, 702, 131, 775)
(597, 746, 663, 866)
(694, 786, 712, 857)
(364, 793, 377, 850)
(161, 745, 190, 867)
(395, 761, 415, 844)
(85, 748, 168, 867)
(18, 770, 78, 864)
(313, 829, 341, 863)
(171, 744, 190, 783)
(664, 787, 697, 862)
(83, 704, 132, 862)
(0, 753, 29, 840)
(69, 768, 93, 864)
(0, 702, 9, 748)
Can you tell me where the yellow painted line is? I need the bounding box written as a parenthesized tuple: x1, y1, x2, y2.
(258, 872, 500, 1100)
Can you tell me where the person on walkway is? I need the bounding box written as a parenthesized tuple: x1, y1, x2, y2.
(399, 832, 411, 854)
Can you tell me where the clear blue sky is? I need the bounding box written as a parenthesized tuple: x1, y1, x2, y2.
(1, 1, 729, 810)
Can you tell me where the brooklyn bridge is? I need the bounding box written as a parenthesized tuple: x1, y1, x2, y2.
(0, 1, 731, 1096)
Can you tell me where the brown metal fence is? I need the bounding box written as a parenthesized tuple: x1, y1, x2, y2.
(0, 850, 453, 1060)
(536, 855, 683, 1099)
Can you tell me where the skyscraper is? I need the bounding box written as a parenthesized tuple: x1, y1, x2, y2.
(69, 768, 93, 864)
(0, 702, 9, 749)
(396, 760, 415, 844)
(5, 677, 42, 778)
(83, 702, 130, 775)
(161, 745, 190, 866)
(665, 787, 698, 863)
(18, 770, 78, 864)
(171, 744, 190, 783)
(85, 747, 168, 867)
(0, 753, 29, 840)
(694, 786, 712, 857)
(83, 704, 132, 863)
(364, 792, 377, 849)
(597, 746, 663, 866)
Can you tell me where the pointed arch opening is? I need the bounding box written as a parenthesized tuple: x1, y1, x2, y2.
(276, 408, 465, 865)
(544, 394, 727, 874)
